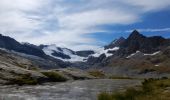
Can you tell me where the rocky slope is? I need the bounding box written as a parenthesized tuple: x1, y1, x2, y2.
(87, 30, 170, 78)
(0, 48, 94, 85)
(0, 34, 46, 58)
(0, 34, 72, 69)
(0, 49, 46, 85)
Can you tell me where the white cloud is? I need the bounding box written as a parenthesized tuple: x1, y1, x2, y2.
(123, 0, 170, 11)
(59, 9, 138, 29)
(126, 28, 170, 33)
(0, 0, 170, 50)
(0, 0, 48, 37)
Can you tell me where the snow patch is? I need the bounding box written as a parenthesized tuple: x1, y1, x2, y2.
(155, 65, 159, 67)
(126, 51, 140, 58)
(144, 51, 160, 56)
(126, 51, 161, 59)
(92, 47, 119, 57)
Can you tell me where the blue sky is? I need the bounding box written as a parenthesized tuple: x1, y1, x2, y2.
(91, 9, 170, 44)
(0, 0, 170, 50)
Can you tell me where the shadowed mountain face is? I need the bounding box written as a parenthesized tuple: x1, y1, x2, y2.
(75, 50, 95, 57)
(105, 37, 125, 49)
(103, 30, 170, 57)
(52, 50, 71, 59)
(0, 34, 46, 58)
(120, 30, 169, 54)
(87, 30, 170, 67)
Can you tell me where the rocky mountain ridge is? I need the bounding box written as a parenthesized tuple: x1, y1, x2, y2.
(87, 30, 170, 63)
(0, 30, 170, 79)
(86, 30, 170, 78)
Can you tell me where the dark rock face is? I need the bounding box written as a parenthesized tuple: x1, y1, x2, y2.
(22, 44, 47, 58)
(0, 34, 46, 58)
(162, 46, 170, 57)
(87, 54, 107, 65)
(52, 50, 71, 59)
(39, 45, 48, 49)
(121, 30, 146, 54)
(62, 48, 76, 54)
(120, 30, 169, 54)
(105, 37, 125, 49)
(87, 30, 170, 68)
(76, 50, 95, 57)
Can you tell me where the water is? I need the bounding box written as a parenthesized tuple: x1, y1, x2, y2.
(0, 79, 141, 100)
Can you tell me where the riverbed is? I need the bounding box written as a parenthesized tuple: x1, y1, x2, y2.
(0, 79, 141, 100)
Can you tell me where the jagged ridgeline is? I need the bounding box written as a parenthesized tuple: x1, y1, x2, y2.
(0, 30, 170, 81)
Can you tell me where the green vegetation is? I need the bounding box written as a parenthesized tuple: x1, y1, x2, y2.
(8, 74, 38, 85)
(6, 71, 67, 85)
(88, 70, 105, 78)
(98, 78, 170, 100)
(41, 71, 67, 82)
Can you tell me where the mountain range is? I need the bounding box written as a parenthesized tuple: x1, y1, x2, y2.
(0, 30, 169, 78)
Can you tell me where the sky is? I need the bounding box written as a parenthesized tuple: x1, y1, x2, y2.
(0, 0, 170, 50)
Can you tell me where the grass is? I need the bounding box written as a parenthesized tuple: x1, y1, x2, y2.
(89, 71, 134, 79)
(88, 70, 105, 78)
(8, 74, 38, 85)
(98, 78, 170, 100)
(5, 71, 67, 85)
(41, 71, 67, 82)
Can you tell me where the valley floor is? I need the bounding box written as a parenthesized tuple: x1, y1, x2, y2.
(0, 79, 141, 100)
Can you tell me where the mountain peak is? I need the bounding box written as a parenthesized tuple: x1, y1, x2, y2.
(128, 30, 145, 39)
(105, 37, 125, 49)
(131, 30, 141, 35)
(132, 29, 139, 33)
(120, 30, 170, 54)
